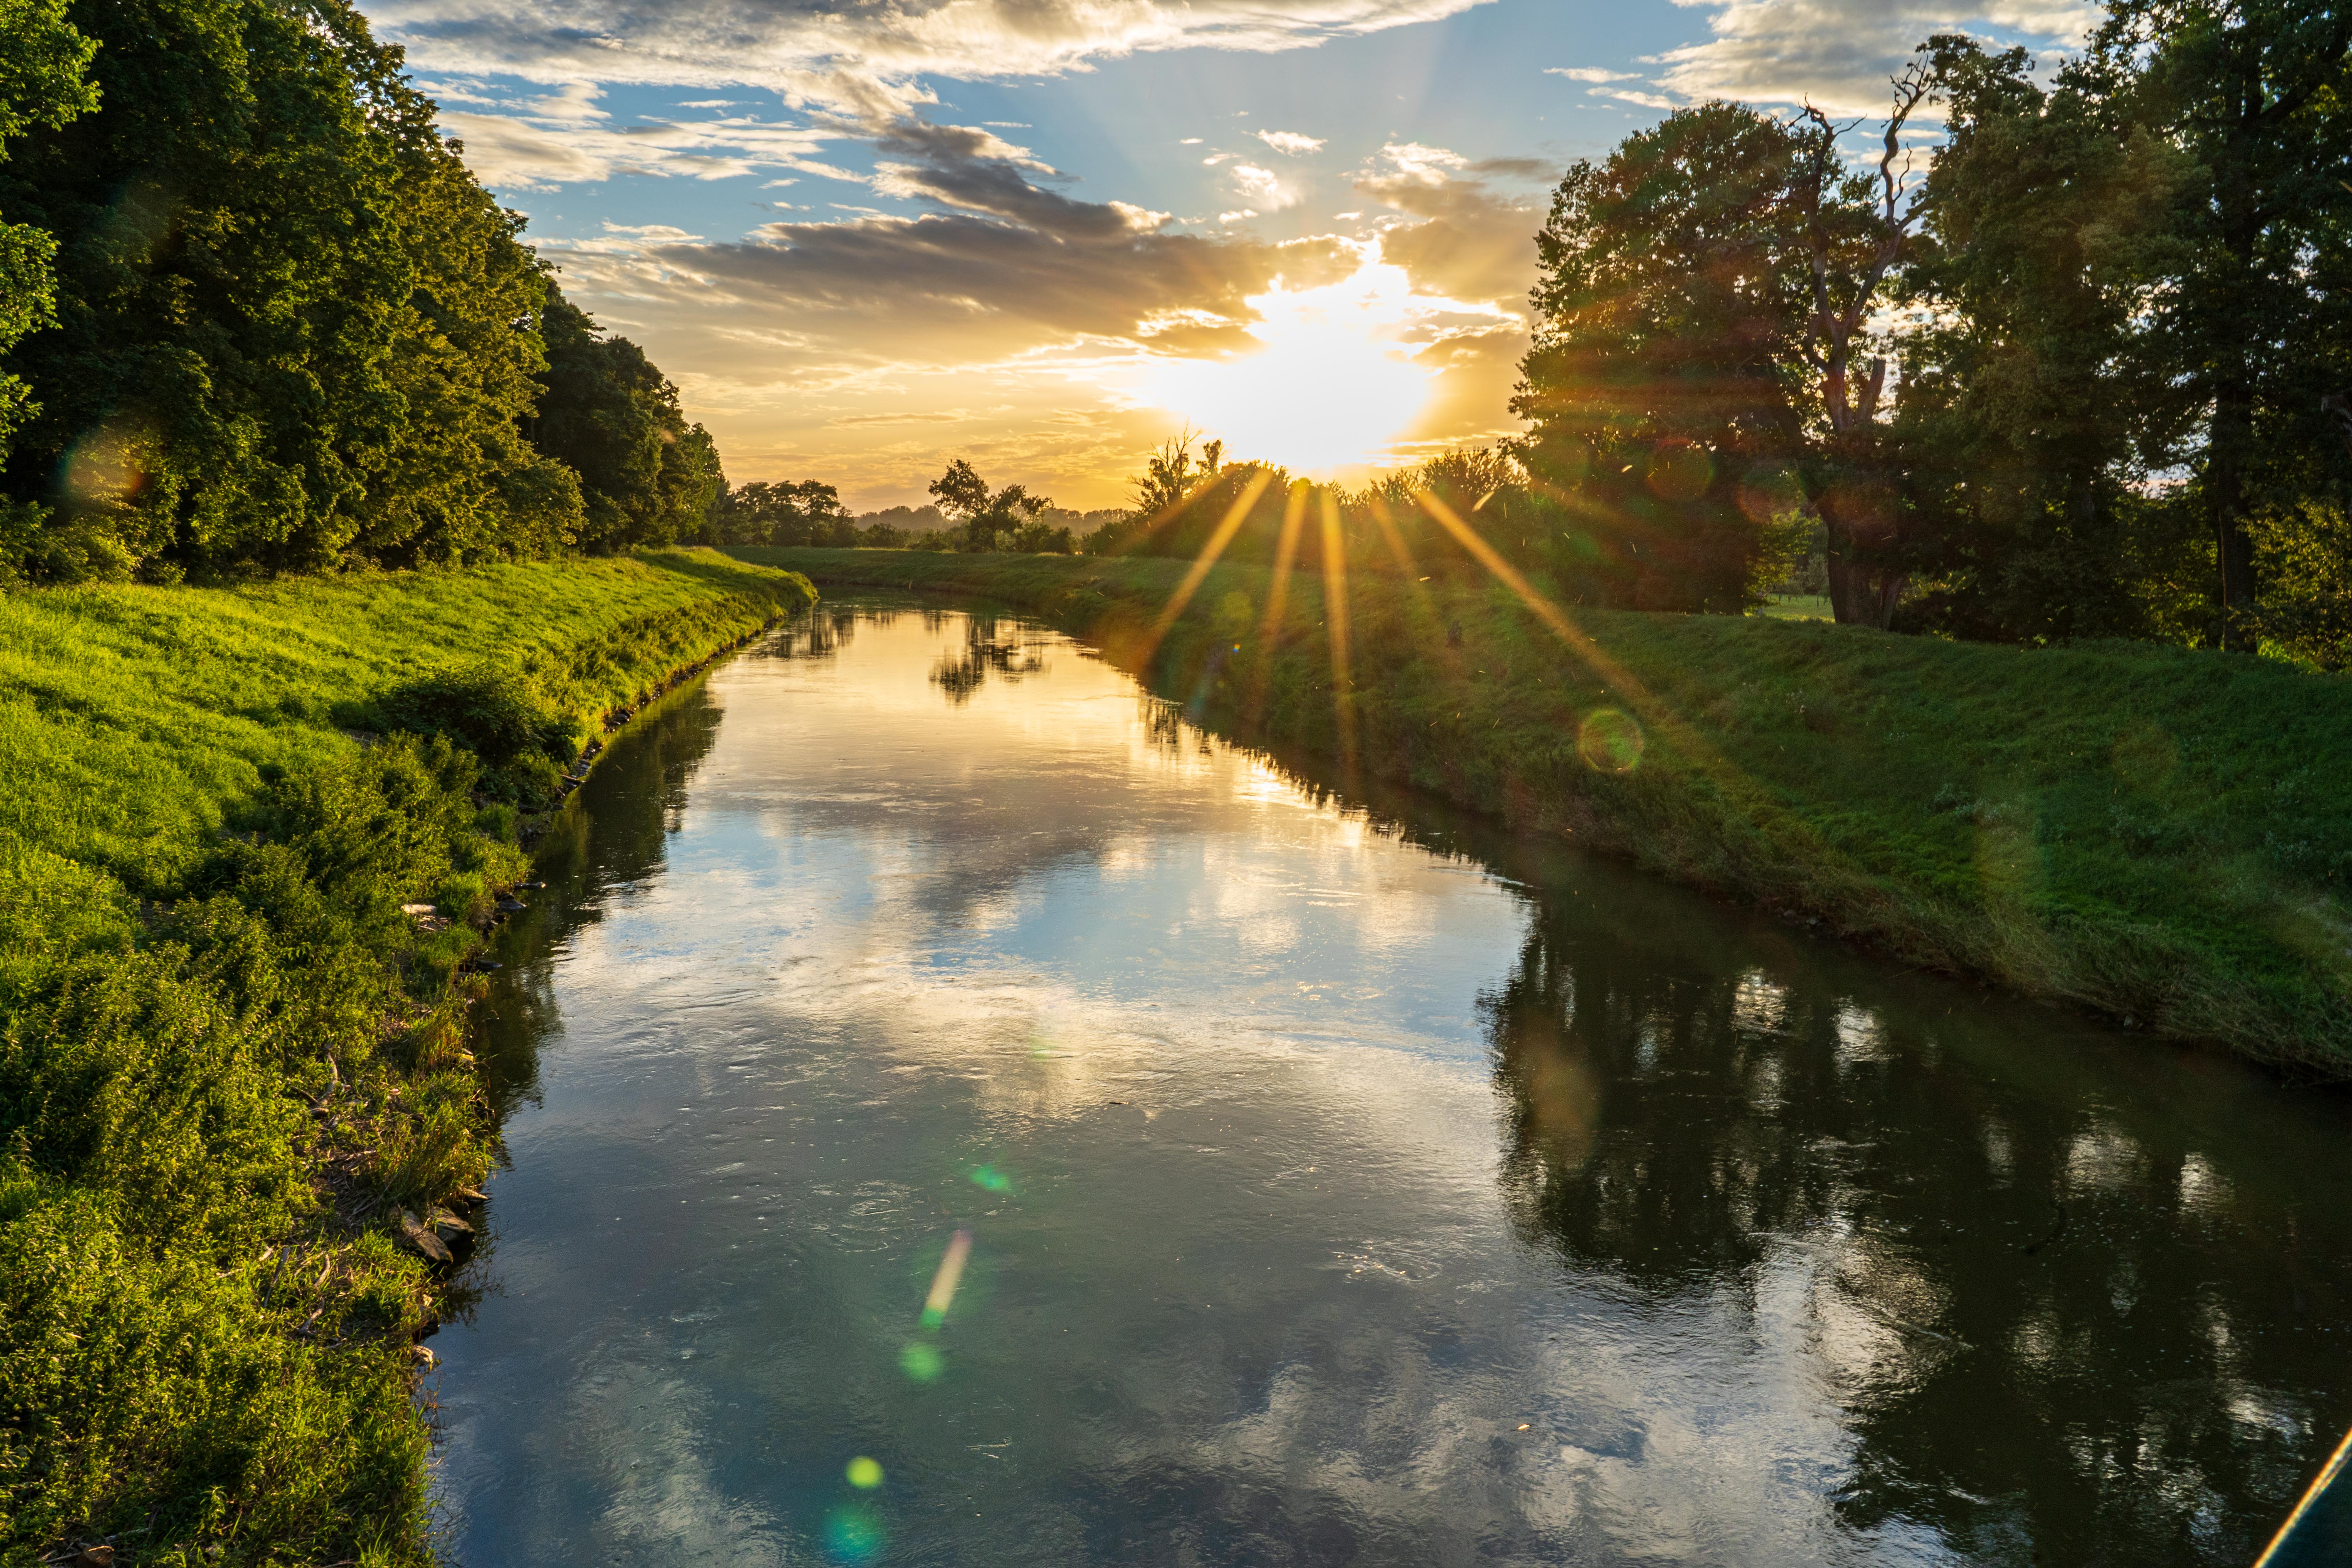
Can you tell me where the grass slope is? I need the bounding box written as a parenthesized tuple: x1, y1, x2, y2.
(0, 550, 813, 1565)
(735, 546, 2352, 1071)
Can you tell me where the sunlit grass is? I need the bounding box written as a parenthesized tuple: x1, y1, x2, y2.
(0, 550, 813, 1566)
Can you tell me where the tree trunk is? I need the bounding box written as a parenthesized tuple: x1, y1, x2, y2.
(1817, 477, 1905, 631)
(2210, 376, 2257, 651)
(1825, 544, 1906, 630)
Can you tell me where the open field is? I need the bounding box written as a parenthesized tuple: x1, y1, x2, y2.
(735, 546, 2352, 1072)
(0, 551, 813, 1566)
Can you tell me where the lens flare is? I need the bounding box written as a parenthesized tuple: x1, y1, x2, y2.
(1577, 708, 1644, 773)
(823, 1503, 886, 1561)
(899, 1341, 945, 1381)
(968, 1165, 1013, 1194)
(922, 1226, 974, 1328)
(1150, 468, 1277, 645)
(1318, 489, 1356, 769)
(846, 1456, 885, 1489)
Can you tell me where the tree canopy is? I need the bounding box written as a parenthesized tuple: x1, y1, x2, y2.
(0, 0, 722, 584)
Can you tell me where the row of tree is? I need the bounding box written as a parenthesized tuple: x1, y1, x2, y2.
(702, 461, 1133, 553)
(0, 0, 721, 584)
(1083, 0, 2352, 664)
(1508, 3, 2350, 656)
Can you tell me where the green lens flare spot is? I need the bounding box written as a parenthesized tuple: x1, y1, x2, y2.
(969, 1164, 1013, 1193)
(899, 1341, 944, 1382)
(845, 1455, 884, 1489)
(823, 1503, 886, 1561)
(920, 1305, 945, 1330)
(1576, 707, 1645, 774)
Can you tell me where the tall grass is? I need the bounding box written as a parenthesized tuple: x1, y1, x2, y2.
(735, 546, 2352, 1071)
(0, 550, 814, 1564)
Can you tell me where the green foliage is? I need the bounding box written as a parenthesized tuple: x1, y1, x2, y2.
(926, 456, 1058, 552)
(0, 0, 729, 582)
(746, 545, 2352, 1070)
(2250, 498, 2352, 668)
(706, 478, 853, 547)
(2081, 0, 2352, 649)
(532, 286, 723, 552)
(370, 666, 565, 773)
(1512, 104, 1824, 613)
(0, 0, 96, 472)
(0, 552, 812, 1563)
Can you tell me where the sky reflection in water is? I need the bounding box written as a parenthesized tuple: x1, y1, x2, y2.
(434, 607, 2352, 1567)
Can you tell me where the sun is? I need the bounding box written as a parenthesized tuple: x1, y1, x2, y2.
(1129, 249, 1434, 474)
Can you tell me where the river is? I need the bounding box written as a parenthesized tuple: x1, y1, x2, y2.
(433, 604, 2352, 1566)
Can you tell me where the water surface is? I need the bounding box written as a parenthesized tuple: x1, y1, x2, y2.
(437, 606, 2352, 1566)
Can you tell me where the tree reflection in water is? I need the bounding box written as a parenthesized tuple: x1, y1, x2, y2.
(929, 613, 1047, 706)
(1484, 871, 2352, 1564)
(472, 674, 729, 1121)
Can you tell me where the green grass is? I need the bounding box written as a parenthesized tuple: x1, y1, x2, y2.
(0, 550, 814, 1566)
(736, 546, 2352, 1071)
(1755, 593, 1833, 621)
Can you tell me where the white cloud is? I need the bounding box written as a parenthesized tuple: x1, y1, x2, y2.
(1591, 86, 1681, 110)
(1544, 66, 1636, 82)
(436, 95, 849, 189)
(1374, 141, 1467, 185)
(523, 81, 608, 122)
(1229, 163, 1300, 210)
(370, 0, 1493, 118)
(1255, 128, 1326, 155)
(1110, 200, 1173, 231)
(1657, 0, 2100, 115)
(1180, 136, 1204, 144)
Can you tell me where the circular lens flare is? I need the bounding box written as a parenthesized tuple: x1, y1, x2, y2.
(824, 1503, 886, 1561)
(1577, 708, 1645, 773)
(846, 1456, 885, 1489)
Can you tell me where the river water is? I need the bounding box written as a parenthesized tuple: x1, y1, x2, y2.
(436, 605, 2352, 1567)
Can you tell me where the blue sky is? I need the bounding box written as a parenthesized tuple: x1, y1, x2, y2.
(365, 0, 2094, 509)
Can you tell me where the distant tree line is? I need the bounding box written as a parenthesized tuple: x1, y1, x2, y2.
(703, 458, 1122, 553)
(0, 0, 723, 584)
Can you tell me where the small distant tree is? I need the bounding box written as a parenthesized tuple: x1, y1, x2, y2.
(927, 457, 1052, 552)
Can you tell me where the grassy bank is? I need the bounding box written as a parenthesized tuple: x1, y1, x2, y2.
(0, 550, 813, 1565)
(734, 546, 2352, 1071)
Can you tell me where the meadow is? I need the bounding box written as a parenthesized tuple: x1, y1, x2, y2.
(734, 546, 2352, 1071)
(0, 551, 813, 1566)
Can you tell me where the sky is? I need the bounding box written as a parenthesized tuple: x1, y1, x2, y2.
(361, 0, 2099, 510)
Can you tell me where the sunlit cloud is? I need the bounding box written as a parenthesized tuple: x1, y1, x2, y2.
(1228, 163, 1300, 211)
(1657, 0, 2101, 114)
(437, 96, 846, 189)
(1256, 129, 1327, 155)
(1544, 65, 1637, 82)
(372, 0, 1495, 116)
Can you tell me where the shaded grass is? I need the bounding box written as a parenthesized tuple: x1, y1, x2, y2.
(0, 550, 814, 1565)
(737, 546, 2352, 1071)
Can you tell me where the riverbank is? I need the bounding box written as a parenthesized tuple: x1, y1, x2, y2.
(730, 546, 2352, 1072)
(0, 550, 814, 1565)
